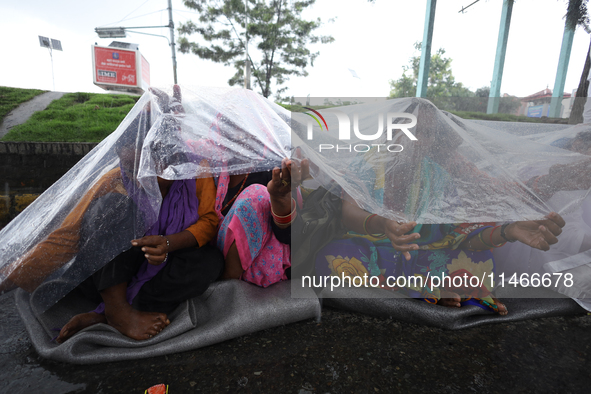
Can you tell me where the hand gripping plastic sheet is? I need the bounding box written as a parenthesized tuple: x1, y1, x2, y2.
(291, 98, 591, 224)
(0, 86, 291, 312)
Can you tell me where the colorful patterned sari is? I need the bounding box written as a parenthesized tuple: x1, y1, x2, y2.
(215, 174, 291, 287)
(315, 150, 502, 312)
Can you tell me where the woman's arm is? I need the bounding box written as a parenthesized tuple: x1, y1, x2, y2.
(267, 157, 309, 229)
(341, 192, 420, 261)
(2, 169, 125, 292)
(133, 162, 219, 265)
(461, 213, 565, 251)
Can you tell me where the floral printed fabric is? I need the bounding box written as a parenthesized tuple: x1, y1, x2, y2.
(315, 224, 498, 308)
(217, 184, 290, 287)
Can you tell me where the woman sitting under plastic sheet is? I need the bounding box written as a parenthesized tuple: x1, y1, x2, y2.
(301, 99, 577, 314)
(216, 156, 308, 286)
(186, 103, 308, 287)
(0, 86, 223, 342)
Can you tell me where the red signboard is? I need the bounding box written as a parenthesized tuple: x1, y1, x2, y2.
(94, 46, 137, 86)
(92, 44, 150, 94)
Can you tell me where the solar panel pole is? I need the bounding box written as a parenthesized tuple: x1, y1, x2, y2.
(39, 36, 62, 91)
(49, 45, 55, 91)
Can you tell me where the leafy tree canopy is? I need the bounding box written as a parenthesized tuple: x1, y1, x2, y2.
(389, 42, 473, 99)
(564, 0, 589, 30)
(178, 0, 334, 99)
(389, 43, 520, 114)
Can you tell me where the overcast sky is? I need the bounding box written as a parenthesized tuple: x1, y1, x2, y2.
(1, 0, 589, 99)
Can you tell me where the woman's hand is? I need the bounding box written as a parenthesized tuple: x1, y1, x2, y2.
(131, 235, 170, 265)
(149, 85, 185, 115)
(504, 212, 565, 251)
(267, 157, 310, 196)
(267, 157, 309, 212)
(383, 220, 421, 261)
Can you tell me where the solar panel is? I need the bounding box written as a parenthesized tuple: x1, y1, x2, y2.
(51, 39, 63, 51)
(108, 41, 139, 51)
(38, 36, 51, 48)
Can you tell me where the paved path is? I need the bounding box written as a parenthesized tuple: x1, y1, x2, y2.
(0, 91, 64, 138)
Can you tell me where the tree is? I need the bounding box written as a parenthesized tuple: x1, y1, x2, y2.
(389, 43, 473, 98)
(388, 44, 522, 113)
(178, 0, 334, 99)
(388, 43, 475, 111)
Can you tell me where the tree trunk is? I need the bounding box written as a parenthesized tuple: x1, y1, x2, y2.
(569, 38, 591, 124)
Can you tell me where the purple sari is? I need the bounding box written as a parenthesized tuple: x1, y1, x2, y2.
(94, 174, 198, 313)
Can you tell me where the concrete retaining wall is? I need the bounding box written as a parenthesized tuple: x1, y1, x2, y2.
(0, 141, 98, 227)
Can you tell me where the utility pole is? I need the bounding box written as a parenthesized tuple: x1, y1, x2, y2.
(416, 0, 437, 98)
(487, 0, 513, 114)
(244, 0, 251, 89)
(168, 0, 178, 84)
(549, 23, 576, 118)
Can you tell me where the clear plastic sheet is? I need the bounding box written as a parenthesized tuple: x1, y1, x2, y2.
(291, 98, 591, 224)
(2, 89, 591, 311)
(0, 86, 290, 311)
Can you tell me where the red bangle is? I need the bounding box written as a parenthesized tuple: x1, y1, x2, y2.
(272, 198, 297, 225)
(489, 225, 506, 248)
(363, 214, 386, 238)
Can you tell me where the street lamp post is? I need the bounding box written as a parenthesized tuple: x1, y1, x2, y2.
(95, 0, 178, 84)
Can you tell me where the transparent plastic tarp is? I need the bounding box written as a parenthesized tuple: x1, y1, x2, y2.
(0, 86, 290, 311)
(291, 98, 591, 224)
(3, 89, 591, 310)
(290, 97, 591, 301)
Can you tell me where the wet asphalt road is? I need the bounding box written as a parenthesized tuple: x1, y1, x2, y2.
(2, 292, 591, 394)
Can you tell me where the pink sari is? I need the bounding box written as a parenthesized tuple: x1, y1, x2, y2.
(215, 173, 290, 287)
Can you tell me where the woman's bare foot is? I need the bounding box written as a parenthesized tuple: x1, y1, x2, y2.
(492, 297, 508, 316)
(105, 303, 170, 341)
(438, 290, 461, 308)
(56, 312, 107, 344)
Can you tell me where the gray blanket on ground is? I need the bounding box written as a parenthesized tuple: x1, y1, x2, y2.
(15, 280, 586, 365)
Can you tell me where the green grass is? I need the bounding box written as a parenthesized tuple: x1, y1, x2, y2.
(2, 92, 140, 142)
(0, 86, 47, 120)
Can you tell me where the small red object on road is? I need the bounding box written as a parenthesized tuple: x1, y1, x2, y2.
(145, 384, 168, 394)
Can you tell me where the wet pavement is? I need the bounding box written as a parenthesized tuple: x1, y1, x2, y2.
(2, 292, 591, 394)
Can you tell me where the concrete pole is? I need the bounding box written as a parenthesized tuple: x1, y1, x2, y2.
(487, 0, 513, 114)
(549, 24, 575, 118)
(168, 0, 178, 84)
(416, 0, 437, 98)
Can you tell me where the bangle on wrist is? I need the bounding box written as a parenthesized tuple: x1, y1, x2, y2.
(500, 223, 516, 242)
(478, 230, 495, 249)
(363, 213, 386, 238)
(160, 235, 170, 262)
(489, 225, 507, 248)
(272, 198, 297, 225)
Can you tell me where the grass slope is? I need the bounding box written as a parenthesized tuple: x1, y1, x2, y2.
(2, 91, 140, 142)
(0, 86, 47, 120)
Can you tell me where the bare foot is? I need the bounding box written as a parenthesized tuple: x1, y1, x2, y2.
(438, 290, 461, 308)
(105, 303, 170, 341)
(56, 312, 107, 344)
(492, 297, 508, 316)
